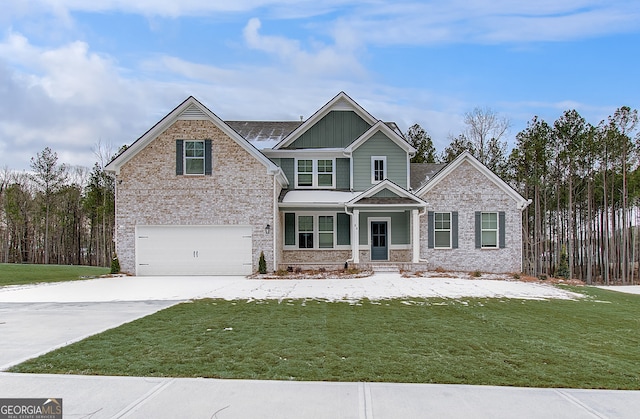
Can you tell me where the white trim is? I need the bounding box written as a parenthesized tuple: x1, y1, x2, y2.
(105, 96, 288, 188)
(433, 211, 452, 249)
(262, 148, 344, 159)
(344, 121, 416, 155)
(480, 211, 499, 249)
(371, 156, 387, 184)
(411, 209, 420, 263)
(294, 158, 336, 189)
(183, 140, 205, 175)
(346, 179, 427, 208)
(283, 211, 346, 251)
(416, 151, 527, 208)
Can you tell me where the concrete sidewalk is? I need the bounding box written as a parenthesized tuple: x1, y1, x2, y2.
(2, 372, 640, 418)
(2, 276, 640, 418)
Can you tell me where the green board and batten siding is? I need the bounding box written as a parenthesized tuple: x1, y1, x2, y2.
(358, 211, 410, 245)
(352, 132, 408, 190)
(285, 111, 371, 149)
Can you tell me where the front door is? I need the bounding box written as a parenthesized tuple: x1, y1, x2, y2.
(371, 221, 388, 261)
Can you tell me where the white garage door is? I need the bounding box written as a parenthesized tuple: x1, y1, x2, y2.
(135, 225, 253, 276)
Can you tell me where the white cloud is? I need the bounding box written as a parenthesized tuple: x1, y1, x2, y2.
(0, 32, 155, 171)
(242, 17, 366, 77)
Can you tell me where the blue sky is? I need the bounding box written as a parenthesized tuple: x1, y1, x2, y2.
(1, 0, 639, 171)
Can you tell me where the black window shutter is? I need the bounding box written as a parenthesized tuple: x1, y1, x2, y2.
(284, 213, 295, 246)
(475, 211, 481, 249)
(176, 140, 184, 175)
(499, 211, 506, 248)
(205, 139, 212, 175)
(452, 211, 458, 249)
(337, 213, 351, 245)
(427, 211, 434, 249)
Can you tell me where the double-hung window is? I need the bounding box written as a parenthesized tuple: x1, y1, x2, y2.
(371, 156, 386, 183)
(184, 140, 205, 175)
(298, 215, 314, 248)
(434, 212, 451, 248)
(481, 212, 498, 248)
(296, 159, 334, 188)
(318, 216, 334, 248)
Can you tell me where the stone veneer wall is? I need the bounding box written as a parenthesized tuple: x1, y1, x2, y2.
(419, 161, 523, 273)
(114, 120, 277, 275)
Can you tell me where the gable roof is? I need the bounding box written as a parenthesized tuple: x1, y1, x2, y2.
(415, 151, 530, 209)
(347, 179, 426, 208)
(105, 96, 288, 186)
(344, 120, 416, 155)
(272, 92, 379, 150)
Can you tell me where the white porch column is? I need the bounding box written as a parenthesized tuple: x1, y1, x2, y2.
(412, 209, 420, 263)
(352, 209, 360, 264)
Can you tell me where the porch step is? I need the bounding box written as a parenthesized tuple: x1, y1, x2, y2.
(370, 264, 401, 274)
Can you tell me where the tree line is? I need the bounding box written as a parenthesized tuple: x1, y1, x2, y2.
(1, 107, 638, 283)
(0, 145, 115, 267)
(407, 106, 640, 284)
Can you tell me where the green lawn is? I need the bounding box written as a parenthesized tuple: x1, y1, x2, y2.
(10, 286, 640, 389)
(0, 263, 109, 286)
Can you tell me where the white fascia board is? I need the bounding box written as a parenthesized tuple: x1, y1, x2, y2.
(273, 92, 378, 150)
(346, 179, 427, 207)
(262, 148, 345, 159)
(105, 96, 282, 180)
(415, 151, 528, 208)
(344, 121, 416, 154)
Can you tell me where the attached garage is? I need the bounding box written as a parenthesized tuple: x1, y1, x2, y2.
(135, 225, 253, 276)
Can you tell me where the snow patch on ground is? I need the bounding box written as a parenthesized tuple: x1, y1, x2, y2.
(0, 273, 584, 303)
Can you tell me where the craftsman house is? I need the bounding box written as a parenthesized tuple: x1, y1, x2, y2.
(105, 92, 529, 276)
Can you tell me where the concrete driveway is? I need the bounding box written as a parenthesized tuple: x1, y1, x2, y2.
(2, 275, 640, 418)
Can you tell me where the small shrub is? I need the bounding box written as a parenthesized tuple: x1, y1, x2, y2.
(345, 268, 360, 275)
(319, 267, 326, 273)
(471, 270, 482, 277)
(294, 267, 302, 274)
(538, 274, 548, 281)
(512, 272, 521, 280)
(275, 269, 289, 277)
(110, 255, 120, 274)
(258, 251, 267, 274)
(435, 266, 446, 273)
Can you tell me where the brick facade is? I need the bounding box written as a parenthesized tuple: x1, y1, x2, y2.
(114, 119, 277, 274)
(418, 161, 523, 273)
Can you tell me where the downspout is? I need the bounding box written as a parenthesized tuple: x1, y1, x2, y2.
(417, 206, 429, 263)
(344, 205, 354, 264)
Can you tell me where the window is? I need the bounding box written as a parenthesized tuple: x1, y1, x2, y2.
(298, 216, 314, 248)
(318, 216, 334, 248)
(317, 160, 333, 187)
(184, 140, 205, 175)
(481, 212, 498, 248)
(371, 157, 386, 183)
(434, 212, 451, 248)
(297, 160, 313, 187)
(283, 213, 345, 249)
(295, 159, 335, 188)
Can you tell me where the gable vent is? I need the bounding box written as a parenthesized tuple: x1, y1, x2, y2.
(179, 104, 208, 120)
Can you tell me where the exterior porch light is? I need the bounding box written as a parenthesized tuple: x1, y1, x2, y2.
(265, 224, 271, 234)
